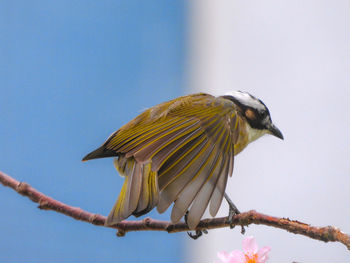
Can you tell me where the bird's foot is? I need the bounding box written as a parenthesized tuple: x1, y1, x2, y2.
(224, 193, 246, 233)
(227, 207, 246, 234)
(185, 211, 208, 240)
(187, 229, 208, 240)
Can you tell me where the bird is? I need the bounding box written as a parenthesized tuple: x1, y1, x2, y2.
(82, 91, 283, 230)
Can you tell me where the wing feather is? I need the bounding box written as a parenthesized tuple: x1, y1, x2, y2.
(120, 117, 191, 154)
(134, 165, 150, 214)
(186, 124, 231, 227)
(89, 94, 242, 228)
(170, 143, 218, 223)
(170, 121, 230, 225)
(151, 127, 205, 171)
(186, 153, 224, 229)
(122, 162, 142, 218)
(133, 120, 201, 162)
(108, 116, 186, 151)
(209, 155, 229, 217)
(156, 136, 209, 213)
(157, 134, 207, 190)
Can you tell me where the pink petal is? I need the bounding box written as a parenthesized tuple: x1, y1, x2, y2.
(257, 246, 271, 263)
(228, 250, 246, 263)
(216, 250, 246, 263)
(217, 251, 230, 262)
(242, 236, 258, 254)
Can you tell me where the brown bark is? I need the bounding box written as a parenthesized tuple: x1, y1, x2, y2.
(1, 170, 349, 250)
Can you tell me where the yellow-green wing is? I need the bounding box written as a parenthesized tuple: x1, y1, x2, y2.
(86, 93, 240, 229)
(154, 99, 238, 228)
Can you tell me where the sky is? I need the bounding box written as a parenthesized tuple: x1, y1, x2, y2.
(0, 1, 186, 262)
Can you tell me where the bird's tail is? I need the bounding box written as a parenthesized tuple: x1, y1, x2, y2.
(105, 156, 159, 226)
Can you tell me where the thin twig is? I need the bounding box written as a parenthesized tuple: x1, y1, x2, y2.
(1, 170, 349, 250)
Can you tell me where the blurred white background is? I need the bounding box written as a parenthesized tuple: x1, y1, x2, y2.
(187, 0, 350, 262)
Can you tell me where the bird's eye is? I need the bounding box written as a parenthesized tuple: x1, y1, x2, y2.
(259, 110, 267, 118)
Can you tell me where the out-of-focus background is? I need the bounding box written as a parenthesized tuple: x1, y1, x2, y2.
(1, 1, 349, 262)
(187, 1, 350, 262)
(1, 1, 185, 262)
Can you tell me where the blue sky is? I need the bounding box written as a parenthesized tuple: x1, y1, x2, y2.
(0, 1, 186, 262)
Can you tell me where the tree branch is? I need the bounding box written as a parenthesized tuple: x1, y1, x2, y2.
(1, 170, 349, 250)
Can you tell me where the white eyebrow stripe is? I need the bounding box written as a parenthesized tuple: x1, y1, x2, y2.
(225, 91, 266, 111)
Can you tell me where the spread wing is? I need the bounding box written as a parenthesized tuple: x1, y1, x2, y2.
(84, 93, 240, 229)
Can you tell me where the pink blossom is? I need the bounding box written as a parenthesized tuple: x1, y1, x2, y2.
(216, 236, 271, 263)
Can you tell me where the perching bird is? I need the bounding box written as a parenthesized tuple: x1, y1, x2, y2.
(82, 91, 283, 229)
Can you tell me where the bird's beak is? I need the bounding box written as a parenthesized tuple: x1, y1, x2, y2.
(268, 124, 284, 140)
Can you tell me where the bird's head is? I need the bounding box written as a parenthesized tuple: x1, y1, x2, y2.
(222, 91, 284, 141)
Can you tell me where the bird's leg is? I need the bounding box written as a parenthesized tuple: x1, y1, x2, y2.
(224, 192, 240, 219)
(184, 211, 208, 240)
(224, 193, 245, 233)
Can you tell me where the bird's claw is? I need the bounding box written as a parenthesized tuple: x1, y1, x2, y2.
(187, 230, 202, 240)
(227, 208, 246, 233)
(187, 228, 208, 240)
(185, 211, 208, 240)
(228, 209, 247, 234)
(240, 225, 246, 234)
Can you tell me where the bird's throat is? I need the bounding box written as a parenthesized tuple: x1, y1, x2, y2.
(233, 120, 267, 156)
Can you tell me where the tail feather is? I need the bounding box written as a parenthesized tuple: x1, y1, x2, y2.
(134, 163, 159, 216)
(82, 146, 117, 161)
(105, 158, 159, 226)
